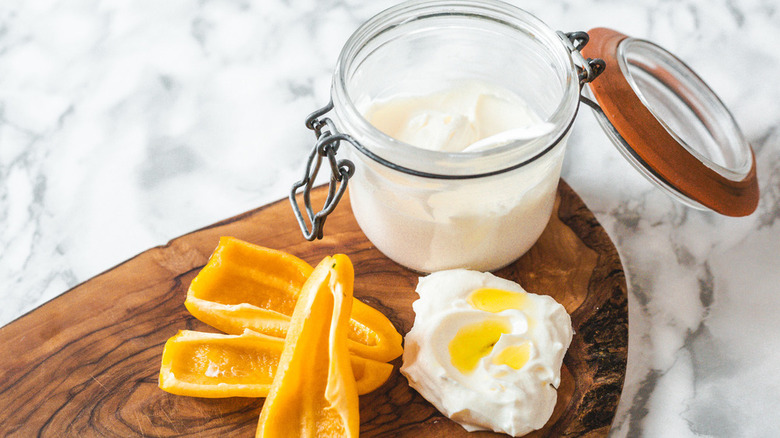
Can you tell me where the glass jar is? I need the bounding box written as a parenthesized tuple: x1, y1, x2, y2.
(290, 0, 758, 273)
(329, 0, 585, 273)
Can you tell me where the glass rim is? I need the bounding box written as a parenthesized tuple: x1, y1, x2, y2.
(617, 37, 753, 182)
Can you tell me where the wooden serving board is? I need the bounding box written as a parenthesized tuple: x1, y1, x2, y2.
(0, 180, 627, 437)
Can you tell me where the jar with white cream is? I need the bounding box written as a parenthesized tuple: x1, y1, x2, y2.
(290, 0, 759, 273)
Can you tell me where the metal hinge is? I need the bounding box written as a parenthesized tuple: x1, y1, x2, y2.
(558, 31, 606, 85)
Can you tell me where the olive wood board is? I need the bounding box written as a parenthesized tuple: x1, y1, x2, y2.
(0, 180, 627, 437)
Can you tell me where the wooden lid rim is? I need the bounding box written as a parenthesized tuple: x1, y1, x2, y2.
(582, 27, 759, 217)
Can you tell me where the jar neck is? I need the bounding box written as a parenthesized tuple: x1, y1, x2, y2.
(331, 0, 581, 178)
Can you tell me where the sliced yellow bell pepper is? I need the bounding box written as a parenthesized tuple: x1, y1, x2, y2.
(256, 254, 359, 437)
(158, 329, 392, 398)
(185, 237, 403, 363)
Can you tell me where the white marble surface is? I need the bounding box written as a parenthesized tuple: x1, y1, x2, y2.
(1, 0, 778, 436)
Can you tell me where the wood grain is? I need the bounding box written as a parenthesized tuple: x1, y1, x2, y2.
(0, 180, 627, 437)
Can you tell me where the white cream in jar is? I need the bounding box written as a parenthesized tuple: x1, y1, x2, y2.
(364, 81, 547, 153)
(347, 81, 563, 273)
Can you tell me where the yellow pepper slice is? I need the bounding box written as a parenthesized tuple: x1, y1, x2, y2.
(256, 254, 359, 437)
(158, 329, 392, 398)
(185, 237, 403, 363)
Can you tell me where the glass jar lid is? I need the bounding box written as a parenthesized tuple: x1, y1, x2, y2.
(582, 27, 759, 217)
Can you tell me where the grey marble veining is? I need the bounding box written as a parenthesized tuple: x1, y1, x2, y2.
(1, 0, 779, 436)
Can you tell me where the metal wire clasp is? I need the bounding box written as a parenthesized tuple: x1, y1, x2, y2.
(289, 101, 356, 240)
(558, 31, 606, 86)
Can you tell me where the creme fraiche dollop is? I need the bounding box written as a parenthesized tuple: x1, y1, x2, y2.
(401, 269, 573, 436)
